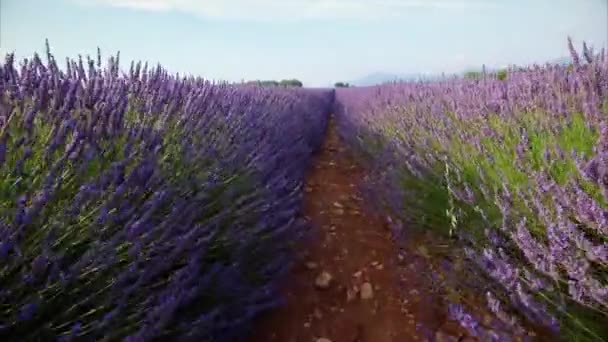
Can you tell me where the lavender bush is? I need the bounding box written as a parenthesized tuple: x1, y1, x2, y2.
(0, 42, 332, 341)
(334, 39, 608, 340)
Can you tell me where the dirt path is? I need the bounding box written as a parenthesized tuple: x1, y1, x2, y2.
(250, 119, 466, 342)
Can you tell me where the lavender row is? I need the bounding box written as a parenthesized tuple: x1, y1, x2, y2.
(0, 42, 333, 341)
(334, 39, 608, 341)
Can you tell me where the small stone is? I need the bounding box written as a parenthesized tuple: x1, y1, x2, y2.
(360, 282, 374, 300)
(315, 271, 333, 289)
(329, 225, 337, 231)
(333, 202, 343, 208)
(305, 262, 318, 270)
(305, 186, 313, 193)
(371, 261, 380, 267)
(316, 338, 332, 342)
(346, 287, 358, 302)
(353, 271, 362, 278)
(375, 263, 384, 270)
(409, 289, 419, 296)
(303, 322, 311, 328)
(333, 208, 344, 215)
(313, 308, 323, 319)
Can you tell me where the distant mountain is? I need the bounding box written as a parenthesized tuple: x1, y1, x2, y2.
(349, 72, 444, 86)
(549, 56, 572, 66)
(349, 72, 402, 86)
(349, 57, 573, 87)
(473, 57, 573, 71)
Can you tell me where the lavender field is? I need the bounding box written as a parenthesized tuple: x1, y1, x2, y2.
(0, 43, 333, 340)
(1, 38, 607, 341)
(334, 39, 608, 341)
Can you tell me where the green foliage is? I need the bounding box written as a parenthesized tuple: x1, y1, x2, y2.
(0, 107, 276, 339)
(464, 70, 483, 80)
(279, 79, 303, 87)
(496, 69, 508, 81)
(248, 80, 280, 87)
(464, 68, 508, 81)
(405, 111, 599, 232)
(247, 79, 303, 87)
(374, 109, 605, 340)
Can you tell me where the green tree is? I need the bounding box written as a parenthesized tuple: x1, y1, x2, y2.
(464, 70, 483, 80)
(247, 80, 280, 86)
(496, 69, 508, 81)
(334, 82, 350, 88)
(279, 79, 303, 87)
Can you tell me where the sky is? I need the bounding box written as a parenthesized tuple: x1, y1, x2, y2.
(0, 0, 606, 87)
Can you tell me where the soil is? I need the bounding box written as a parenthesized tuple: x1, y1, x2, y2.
(249, 119, 472, 342)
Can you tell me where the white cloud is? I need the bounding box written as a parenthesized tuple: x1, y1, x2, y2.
(85, 0, 496, 21)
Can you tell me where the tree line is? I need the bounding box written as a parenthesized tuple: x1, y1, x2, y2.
(246, 79, 303, 87)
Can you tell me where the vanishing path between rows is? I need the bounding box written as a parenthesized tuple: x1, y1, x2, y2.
(250, 118, 469, 342)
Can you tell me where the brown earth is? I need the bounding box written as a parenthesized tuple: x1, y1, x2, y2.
(249, 119, 472, 342)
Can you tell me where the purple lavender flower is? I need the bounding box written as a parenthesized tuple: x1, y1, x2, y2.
(18, 302, 38, 321)
(31, 255, 49, 278)
(448, 303, 479, 336)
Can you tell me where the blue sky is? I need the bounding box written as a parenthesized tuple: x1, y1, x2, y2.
(1, 0, 606, 87)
